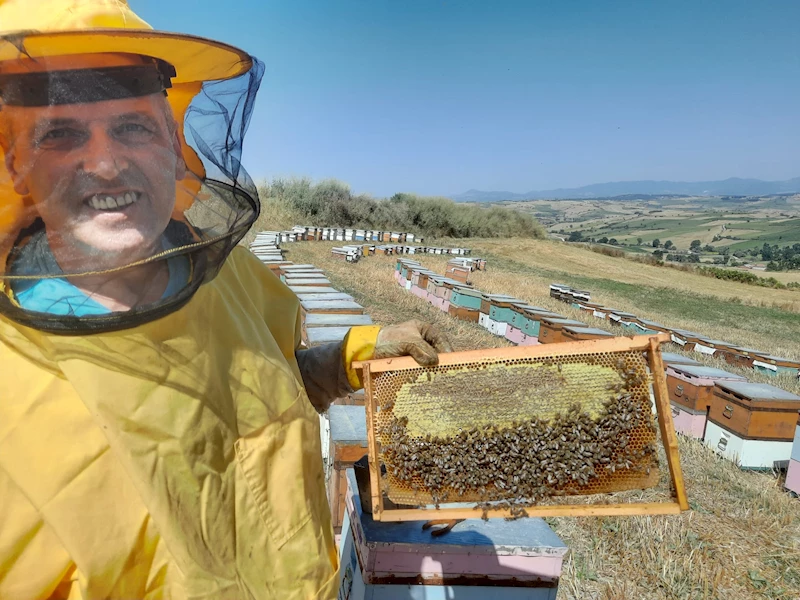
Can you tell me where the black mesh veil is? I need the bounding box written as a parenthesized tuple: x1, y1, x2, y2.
(0, 49, 265, 334)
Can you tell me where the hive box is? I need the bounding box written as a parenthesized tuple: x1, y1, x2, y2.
(520, 309, 562, 340)
(503, 325, 540, 346)
(608, 310, 637, 326)
(549, 283, 571, 299)
(448, 304, 480, 323)
(752, 354, 800, 378)
(450, 287, 484, 311)
(666, 365, 747, 439)
(668, 328, 701, 349)
(538, 318, 585, 344)
(705, 381, 800, 468)
(327, 407, 368, 534)
(338, 469, 566, 600)
(718, 346, 760, 369)
(785, 414, 800, 496)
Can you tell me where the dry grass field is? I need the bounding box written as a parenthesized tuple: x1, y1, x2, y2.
(277, 238, 800, 600)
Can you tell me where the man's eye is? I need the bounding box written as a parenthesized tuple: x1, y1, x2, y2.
(116, 123, 151, 134)
(42, 128, 79, 140)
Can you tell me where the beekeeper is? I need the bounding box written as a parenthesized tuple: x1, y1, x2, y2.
(0, 1, 451, 598)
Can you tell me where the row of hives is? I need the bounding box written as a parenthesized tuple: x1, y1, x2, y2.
(547, 282, 800, 496)
(260, 226, 472, 256)
(549, 283, 800, 378)
(393, 258, 800, 497)
(250, 231, 373, 535)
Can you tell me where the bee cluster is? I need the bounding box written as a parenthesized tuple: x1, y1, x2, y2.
(375, 353, 659, 518)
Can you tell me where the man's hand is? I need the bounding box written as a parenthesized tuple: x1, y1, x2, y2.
(373, 319, 453, 366)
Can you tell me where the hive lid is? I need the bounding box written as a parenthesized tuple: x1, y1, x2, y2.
(305, 327, 351, 346)
(563, 326, 614, 336)
(521, 306, 554, 314)
(669, 328, 701, 338)
(637, 319, 666, 329)
(752, 354, 800, 366)
(329, 407, 368, 446)
(668, 365, 747, 380)
(715, 381, 800, 402)
(541, 317, 586, 326)
(609, 310, 637, 318)
(660, 352, 701, 366)
(304, 313, 374, 326)
(453, 287, 484, 297)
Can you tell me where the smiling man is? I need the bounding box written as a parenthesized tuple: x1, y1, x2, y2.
(0, 2, 451, 599)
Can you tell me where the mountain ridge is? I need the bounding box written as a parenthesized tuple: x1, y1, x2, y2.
(451, 177, 800, 202)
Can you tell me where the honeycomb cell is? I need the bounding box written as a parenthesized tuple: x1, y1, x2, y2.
(370, 350, 661, 512)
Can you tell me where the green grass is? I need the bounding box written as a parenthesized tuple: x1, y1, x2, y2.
(483, 250, 800, 347)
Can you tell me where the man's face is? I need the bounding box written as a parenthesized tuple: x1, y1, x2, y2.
(6, 92, 185, 265)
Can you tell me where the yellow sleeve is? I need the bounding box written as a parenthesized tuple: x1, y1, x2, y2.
(341, 325, 381, 390)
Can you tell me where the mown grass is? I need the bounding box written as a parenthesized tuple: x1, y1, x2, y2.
(279, 241, 800, 600)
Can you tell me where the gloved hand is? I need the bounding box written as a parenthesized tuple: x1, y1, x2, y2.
(342, 321, 454, 390)
(373, 319, 454, 367)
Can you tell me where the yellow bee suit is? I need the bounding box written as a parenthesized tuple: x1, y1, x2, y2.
(0, 247, 339, 599)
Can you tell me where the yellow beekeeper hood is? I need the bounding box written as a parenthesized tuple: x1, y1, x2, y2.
(0, 0, 264, 334)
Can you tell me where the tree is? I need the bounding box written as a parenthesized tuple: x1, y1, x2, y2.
(568, 231, 583, 242)
(761, 243, 773, 261)
(766, 261, 780, 272)
(652, 239, 661, 248)
(703, 245, 715, 252)
(653, 250, 664, 260)
(598, 236, 609, 244)
(609, 238, 618, 245)
(690, 239, 702, 251)
(664, 240, 674, 250)
(637, 237, 643, 245)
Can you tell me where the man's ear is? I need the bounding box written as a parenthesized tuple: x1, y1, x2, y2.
(5, 149, 30, 196)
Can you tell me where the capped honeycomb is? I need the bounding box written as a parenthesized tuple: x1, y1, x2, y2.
(370, 350, 660, 517)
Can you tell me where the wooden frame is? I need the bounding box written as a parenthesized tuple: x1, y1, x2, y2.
(358, 334, 689, 521)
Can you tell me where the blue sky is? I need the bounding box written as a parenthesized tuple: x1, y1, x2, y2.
(137, 0, 800, 197)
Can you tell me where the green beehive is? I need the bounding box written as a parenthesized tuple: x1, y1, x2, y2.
(450, 287, 484, 310)
(489, 297, 522, 324)
(521, 309, 562, 338)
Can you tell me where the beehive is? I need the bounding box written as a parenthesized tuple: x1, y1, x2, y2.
(752, 354, 800, 378)
(785, 413, 800, 495)
(666, 365, 747, 439)
(359, 335, 687, 520)
(538, 317, 585, 344)
(717, 346, 759, 369)
(562, 326, 614, 342)
(521, 309, 562, 339)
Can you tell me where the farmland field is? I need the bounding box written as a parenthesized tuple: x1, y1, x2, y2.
(275, 236, 800, 600)
(501, 195, 800, 259)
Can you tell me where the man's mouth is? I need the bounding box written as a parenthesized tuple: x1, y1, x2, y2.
(85, 191, 142, 211)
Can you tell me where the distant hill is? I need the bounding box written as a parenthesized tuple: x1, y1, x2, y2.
(452, 177, 800, 202)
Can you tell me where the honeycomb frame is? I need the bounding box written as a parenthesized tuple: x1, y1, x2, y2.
(359, 334, 689, 521)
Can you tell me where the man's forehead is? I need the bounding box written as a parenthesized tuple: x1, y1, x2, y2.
(10, 95, 170, 132)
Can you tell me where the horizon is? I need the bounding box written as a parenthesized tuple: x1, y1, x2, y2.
(138, 0, 800, 197)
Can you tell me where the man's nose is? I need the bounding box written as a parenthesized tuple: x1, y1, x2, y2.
(80, 129, 129, 179)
